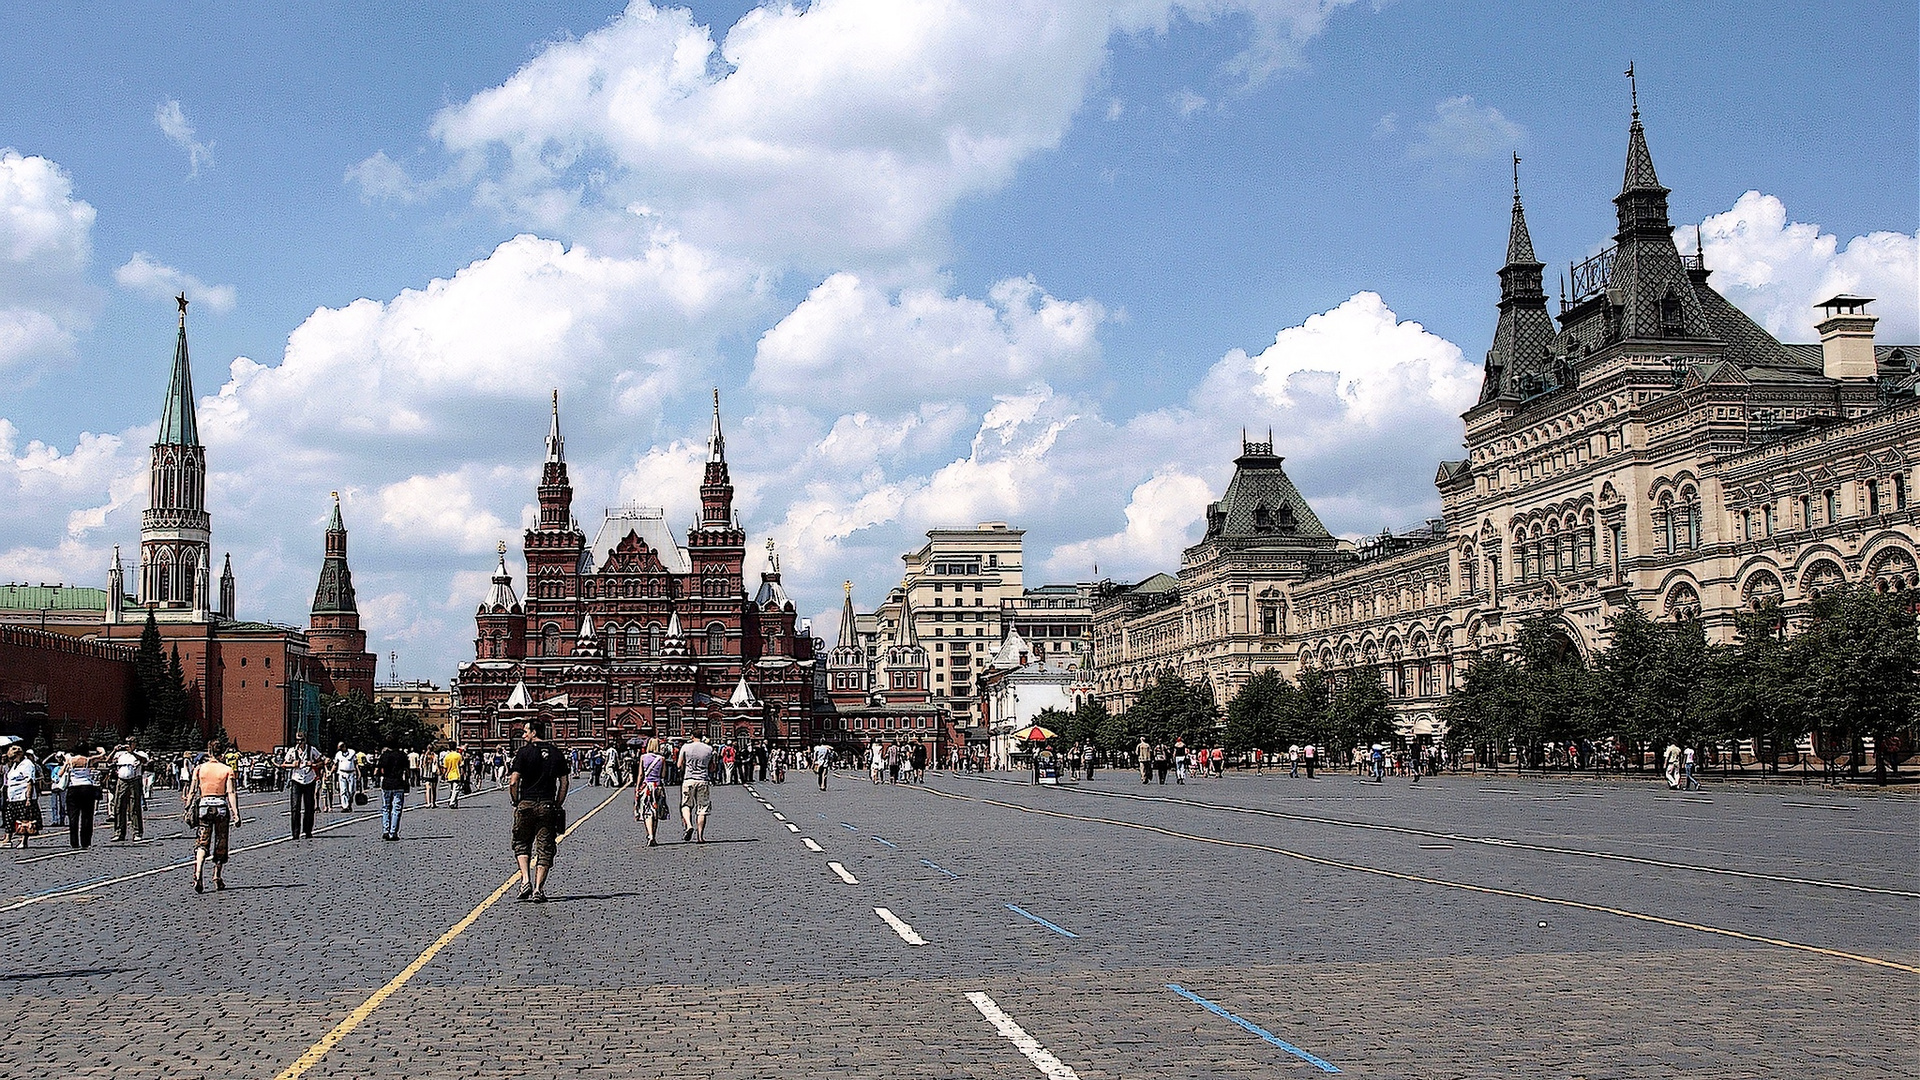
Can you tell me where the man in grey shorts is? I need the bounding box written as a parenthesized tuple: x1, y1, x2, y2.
(677, 732, 714, 843)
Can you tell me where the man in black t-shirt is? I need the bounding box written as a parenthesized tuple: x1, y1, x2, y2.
(509, 720, 570, 903)
(376, 742, 412, 841)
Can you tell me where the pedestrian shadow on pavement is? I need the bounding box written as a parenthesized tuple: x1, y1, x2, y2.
(0, 967, 139, 981)
(215, 883, 311, 891)
(539, 892, 648, 903)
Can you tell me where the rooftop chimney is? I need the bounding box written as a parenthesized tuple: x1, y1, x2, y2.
(1816, 295, 1879, 380)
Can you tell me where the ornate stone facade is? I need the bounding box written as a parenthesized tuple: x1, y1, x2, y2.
(1091, 104, 1920, 742)
(452, 393, 817, 749)
(307, 494, 377, 700)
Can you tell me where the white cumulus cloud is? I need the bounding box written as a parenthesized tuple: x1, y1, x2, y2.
(371, 0, 1358, 267)
(1695, 191, 1919, 344)
(113, 252, 237, 313)
(0, 150, 98, 370)
(750, 272, 1103, 411)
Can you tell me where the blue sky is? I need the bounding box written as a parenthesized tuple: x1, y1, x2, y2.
(2, 1, 1915, 681)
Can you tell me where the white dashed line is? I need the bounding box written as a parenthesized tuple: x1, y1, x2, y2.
(966, 991, 1079, 1079)
(875, 906, 927, 945)
(828, 861, 859, 884)
(786, 823, 801, 833)
(802, 837, 823, 852)
(773, 812, 787, 821)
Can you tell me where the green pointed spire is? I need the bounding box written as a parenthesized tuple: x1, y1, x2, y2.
(157, 294, 200, 447)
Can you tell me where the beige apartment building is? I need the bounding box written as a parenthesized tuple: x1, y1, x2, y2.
(1090, 104, 1919, 745)
(874, 522, 1026, 730)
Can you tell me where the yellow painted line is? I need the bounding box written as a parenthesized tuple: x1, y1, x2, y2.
(927, 787, 1920, 977)
(271, 786, 625, 1080)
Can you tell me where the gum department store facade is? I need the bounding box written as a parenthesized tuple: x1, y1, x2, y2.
(1089, 103, 1920, 743)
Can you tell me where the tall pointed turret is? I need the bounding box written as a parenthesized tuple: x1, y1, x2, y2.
(158, 295, 199, 447)
(836, 581, 858, 650)
(309, 493, 376, 698)
(218, 553, 234, 620)
(545, 389, 565, 463)
(1480, 156, 1559, 402)
(138, 295, 212, 615)
(699, 388, 736, 527)
(1608, 79, 1710, 342)
(105, 546, 125, 625)
(535, 389, 576, 532)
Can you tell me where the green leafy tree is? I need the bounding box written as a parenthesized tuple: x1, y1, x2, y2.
(1328, 666, 1394, 763)
(132, 610, 168, 737)
(1289, 668, 1334, 753)
(1064, 698, 1109, 749)
(1224, 670, 1290, 753)
(1443, 649, 1521, 768)
(1787, 584, 1920, 783)
(1704, 604, 1796, 772)
(1095, 699, 1134, 753)
(1125, 674, 1218, 745)
(1029, 706, 1074, 747)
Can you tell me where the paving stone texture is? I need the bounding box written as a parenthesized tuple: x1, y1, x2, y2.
(2, 769, 1913, 1078)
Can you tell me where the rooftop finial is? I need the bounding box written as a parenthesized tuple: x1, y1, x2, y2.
(1626, 61, 1638, 119)
(545, 388, 565, 463)
(497, 539, 507, 556)
(844, 580, 853, 596)
(176, 293, 188, 323)
(708, 387, 726, 463)
(765, 537, 779, 573)
(1512, 153, 1521, 202)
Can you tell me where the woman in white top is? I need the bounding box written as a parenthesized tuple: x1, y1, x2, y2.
(62, 749, 101, 848)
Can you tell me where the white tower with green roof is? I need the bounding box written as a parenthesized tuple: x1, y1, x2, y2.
(138, 294, 214, 619)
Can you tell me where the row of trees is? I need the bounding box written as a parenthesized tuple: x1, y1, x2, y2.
(320, 693, 438, 753)
(1019, 583, 1915, 780)
(1446, 584, 1917, 780)
(1026, 663, 1399, 759)
(128, 611, 222, 751)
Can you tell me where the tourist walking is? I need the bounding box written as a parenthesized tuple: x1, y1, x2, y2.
(443, 744, 466, 807)
(634, 737, 668, 846)
(109, 738, 149, 842)
(4, 744, 41, 848)
(377, 742, 411, 841)
(1683, 746, 1700, 791)
(1303, 743, 1317, 779)
(281, 733, 324, 839)
(333, 742, 361, 812)
(509, 719, 570, 903)
(62, 748, 101, 848)
(813, 740, 833, 789)
(678, 732, 715, 843)
(423, 747, 441, 808)
(1135, 737, 1152, 784)
(1662, 742, 1682, 789)
(185, 740, 239, 892)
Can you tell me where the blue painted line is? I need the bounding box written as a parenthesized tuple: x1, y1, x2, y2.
(1006, 903, 1078, 938)
(1165, 984, 1339, 1073)
(839, 822, 859, 831)
(873, 836, 899, 849)
(919, 859, 959, 879)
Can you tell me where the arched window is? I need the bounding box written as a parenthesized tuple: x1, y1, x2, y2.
(542, 623, 560, 657)
(627, 626, 642, 657)
(706, 623, 726, 656)
(1824, 489, 1840, 524)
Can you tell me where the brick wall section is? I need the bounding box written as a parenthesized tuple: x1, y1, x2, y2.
(0, 625, 138, 746)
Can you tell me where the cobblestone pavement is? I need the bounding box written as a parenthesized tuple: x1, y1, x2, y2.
(1, 770, 1913, 1078)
